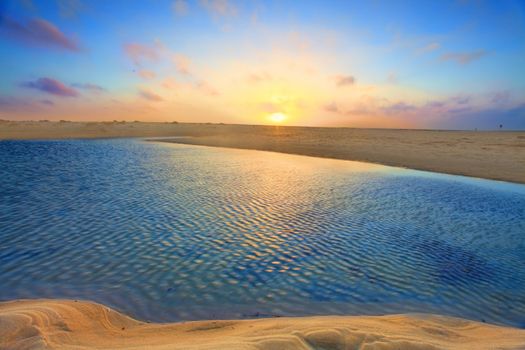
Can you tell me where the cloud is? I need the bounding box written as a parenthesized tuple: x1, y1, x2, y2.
(124, 42, 160, 65)
(200, 0, 237, 17)
(195, 81, 219, 96)
(71, 83, 105, 92)
(137, 70, 156, 79)
(491, 91, 511, 104)
(162, 78, 179, 90)
(334, 75, 355, 87)
(449, 95, 470, 105)
(19, 0, 37, 11)
(324, 102, 340, 113)
(0, 95, 53, 112)
(0, 15, 80, 51)
(0, 96, 32, 111)
(172, 0, 189, 15)
(387, 73, 398, 84)
(436, 104, 525, 130)
(417, 42, 440, 54)
(383, 102, 416, 114)
(56, 0, 85, 18)
(172, 53, 192, 75)
(40, 99, 54, 106)
(21, 77, 79, 97)
(246, 72, 272, 84)
(440, 50, 487, 64)
(139, 89, 163, 101)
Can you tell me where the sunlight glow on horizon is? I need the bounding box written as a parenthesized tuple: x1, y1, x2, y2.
(268, 112, 287, 124)
(0, 0, 524, 129)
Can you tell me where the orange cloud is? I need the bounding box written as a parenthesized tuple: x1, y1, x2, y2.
(334, 75, 355, 87)
(139, 89, 163, 102)
(138, 70, 156, 79)
(172, 54, 192, 75)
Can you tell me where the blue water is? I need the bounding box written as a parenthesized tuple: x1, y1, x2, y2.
(1, 139, 524, 327)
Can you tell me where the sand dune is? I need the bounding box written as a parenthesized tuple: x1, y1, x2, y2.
(1, 299, 524, 349)
(1, 121, 524, 183)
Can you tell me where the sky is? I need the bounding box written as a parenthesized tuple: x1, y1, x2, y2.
(0, 0, 524, 129)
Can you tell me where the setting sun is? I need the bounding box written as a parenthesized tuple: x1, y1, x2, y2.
(268, 112, 287, 123)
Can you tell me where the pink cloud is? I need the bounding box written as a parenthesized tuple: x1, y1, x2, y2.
(124, 43, 160, 65)
(440, 50, 487, 65)
(247, 72, 272, 84)
(195, 81, 219, 96)
(324, 102, 340, 113)
(334, 75, 355, 87)
(417, 42, 440, 54)
(162, 78, 179, 90)
(72, 83, 105, 93)
(138, 70, 156, 80)
(172, 0, 189, 16)
(172, 54, 192, 75)
(21, 77, 79, 97)
(0, 15, 80, 51)
(139, 89, 163, 102)
(200, 0, 237, 17)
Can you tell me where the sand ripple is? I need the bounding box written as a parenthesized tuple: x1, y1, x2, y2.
(1, 299, 524, 349)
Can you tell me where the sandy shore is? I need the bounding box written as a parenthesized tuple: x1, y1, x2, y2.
(1, 120, 524, 183)
(1, 299, 524, 350)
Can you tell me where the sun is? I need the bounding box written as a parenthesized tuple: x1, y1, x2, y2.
(268, 112, 287, 124)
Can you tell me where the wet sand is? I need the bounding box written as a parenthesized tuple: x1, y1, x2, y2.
(1, 120, 524, 183)
(1, 299, 524, 350)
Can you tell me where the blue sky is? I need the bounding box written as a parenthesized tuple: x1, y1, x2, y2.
(1, 0, 524, 129)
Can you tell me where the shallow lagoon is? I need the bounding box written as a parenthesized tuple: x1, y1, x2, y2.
(1, 138, 524, 327)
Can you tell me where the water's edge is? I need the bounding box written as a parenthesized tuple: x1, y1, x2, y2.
(152, 137, 525, 186)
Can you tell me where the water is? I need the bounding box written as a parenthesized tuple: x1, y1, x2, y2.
(1, 138, 524, 327)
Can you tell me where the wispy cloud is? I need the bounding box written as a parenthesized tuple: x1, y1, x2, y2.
(440, 50, 487, 64)
(71, 83, 105, 93)
(195, 81, 219, 96)
(0, 96, 32, 111)
(172, 0, 189, 16)
(137, 70, 156, 80)
(56, 0, 85, 18)
(200, 0, 237, 17)
(324, 102, 340, 113)
(0, 15, 80, 51)
(417, 42, 440, 54)
(124, 42, 161, 66)
(162, 78, 179, 90)
(387, 72, 398, 84)
(0, 95, 57, 114)
(40, 99, 54, 106)
(334, 75, 355, 87)
(172, 53, 192, 75)
(139, 89, 163, 101)
(21, 77, 79, 97)
(246, 72, 272, 84)
(491, 91, 510, 104)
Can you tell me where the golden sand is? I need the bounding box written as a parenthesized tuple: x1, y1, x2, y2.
(1, 121, 524, 183)
(1, 299, 524, 349)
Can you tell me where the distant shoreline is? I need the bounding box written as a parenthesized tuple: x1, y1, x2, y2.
(1, 121, 524, 184)
(1, 299, 524, 349)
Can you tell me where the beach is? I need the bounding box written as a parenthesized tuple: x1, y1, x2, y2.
(2, 122, 525, 349)
(1, 120, 524, 183)
(2, 299, 524, 350)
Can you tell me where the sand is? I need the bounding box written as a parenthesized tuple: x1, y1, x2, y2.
(1, 299, 524, 350)
(1, 120, 524, 183)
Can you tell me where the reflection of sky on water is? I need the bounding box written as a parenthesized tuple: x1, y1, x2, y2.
(0, 139, 524, 327)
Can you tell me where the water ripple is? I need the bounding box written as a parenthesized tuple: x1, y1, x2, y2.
(0, 139, 524, 327)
